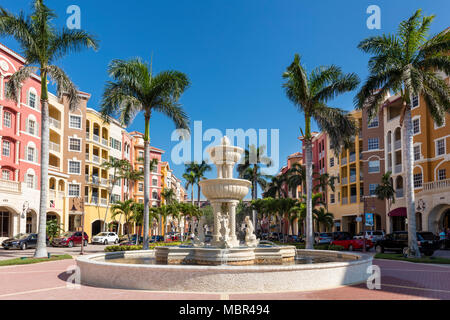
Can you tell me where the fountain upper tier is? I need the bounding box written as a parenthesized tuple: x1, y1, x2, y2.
(199, 136, 251, 201)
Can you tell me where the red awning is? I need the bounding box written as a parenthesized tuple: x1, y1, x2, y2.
(389, 207, 407, 217)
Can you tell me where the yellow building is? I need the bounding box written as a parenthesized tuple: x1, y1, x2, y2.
(327, 110, 365, 234)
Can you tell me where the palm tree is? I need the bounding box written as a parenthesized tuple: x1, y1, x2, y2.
(0, 0, 99, 258)
(355, 10, 450, 257)
(178, 203, 201, 236)
(101, 58, 190, 250)
(286, 163, 306, 198)
(264, 175, 287, 199)
(314, 173, 337, 211)
(111, 199, 134, 237)
(314, 208, 334, 233)
(375, 172, 396, 228)
(283, 54, 359, 249)
(237, 145, 272, 226)
(185, 161, 212, 208)
(183, 172, 196, 206)
(101, 158, 130, 231)
(123, 168, 144, 200)
(161, 188, 176, 205)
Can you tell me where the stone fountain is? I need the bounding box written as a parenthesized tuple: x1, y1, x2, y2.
(155, 137, 296, 266)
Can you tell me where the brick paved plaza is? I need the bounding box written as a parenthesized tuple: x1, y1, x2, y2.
(0, 257, 449, 300)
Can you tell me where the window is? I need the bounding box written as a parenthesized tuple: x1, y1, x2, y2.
(152, 191, 158, 200)
(27, 147, 35, 162)
(69, 138, 81, 152)
(412, 95, 419, 108)
(368, 160, 380, 173)
(329, 158, 335, 168)
(26, 174, 34, 189)
(436, 139, 446, 156)
(28, 119, 36, 135)
(68, 184, 80, 197)
(110, 138, 122, 151)
(68, 161, 81, 175)
(414, 146, 421, 161)
(69, 115, 82, 129)
(152, 178, 158, 187)
(438, 169, 446, 181)
(368, 138, 379, 151)
(330, 194, 335, 204)
(111, 194, 121, 203)
(369, 184, 379, 196)
(3, 111, 11, 128)
(138, 151, 144, 159)
(2, 140, 10, 157)
(28, 92, 36, 109)
(2, 170, 9, 181)
(413, 118, 420, 135)
(414, 173, 423, 189)
(138, 183, 143, 192)
(368, 116, 379, 128)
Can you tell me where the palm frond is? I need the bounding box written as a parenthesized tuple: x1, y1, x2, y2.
(49, 28, 99, 61)
(4, 65, 38, 102)
(47, 65, 79, 110)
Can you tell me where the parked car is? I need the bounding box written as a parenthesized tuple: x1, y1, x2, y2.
(374, 231, 439, 256)
(287, 235, 302, 243)
(315, 232, 333, 244)
(52, 232, 88, 248)
(331, 232, 374, 251)
(268, 232, 284, 242)
(151, 235, 165, 242)
(92, 232, 119, 245)
(2, 233, 49, 250)
(354, 230, 386, 242)
(439, 239, 450, 250)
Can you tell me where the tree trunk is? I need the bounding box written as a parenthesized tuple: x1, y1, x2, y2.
(34, 71, 49, 258)
(197, 184, 201, 208)
(191, 186, 194, 206)
(403, 107, 420, 257)
(305, 140, 314, 249)
(143, 117, 151, 250)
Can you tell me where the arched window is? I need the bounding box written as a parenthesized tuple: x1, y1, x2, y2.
(26, 168, 36, 189)
(3, 110, 11, 128)
(26, 115, 38, 136)
(28, 88, 38, 109)
(26, 142, 37, 163)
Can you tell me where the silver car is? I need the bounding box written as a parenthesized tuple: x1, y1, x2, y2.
(315, 232, 333, 244)
(354, 230, 385, 242)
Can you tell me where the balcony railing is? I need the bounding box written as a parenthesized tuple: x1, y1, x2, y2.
(85, 153, 89, 161)
(100, 178, 108, 186)
(49, 141, 60, 153)
(102, 138, 108, 146)
(342, 157, 348, 165)
(395, 164, 403, 174)
(0, 180, 21, 193)
(394, 140, 402, 150)
(85, 174, 90, 183)
(101, 198, 108, 206)
(92, 176, 100, 184)
(93, 135, 100, 143)
(342, 177, 348, 185)
(91, 196, 99, 204)
(424, 178, 450, 192)
(92, 155, 100, 164)
(342, 198, 348, 205)
(84, 195, 89, 203)
(350, 195, 357, 204)
(396, 188, 404, 198)
(350, 175, 357, 183)
(387, 143, 392, 151)
(49, 117, 61, 129)
(349, 153, 356, 163)
(49, 165, 59, 171)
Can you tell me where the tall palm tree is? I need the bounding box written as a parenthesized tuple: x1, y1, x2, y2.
(183, 172, 196, 206)
(101, 158, 129, 231)
(161, 188, 176, 205)
(283, 54, 359, 249)
(0, 0, 99, 258)
(123, 168, 144, 200)
(286, 163, 306, 198)
(314, 208, 334, 233)
(375, 172, 396, 229)
(355, 10, 450, 257)
(101, 58, 190, 250)
(237, 145, 272, 226)
(185, 161, 212, 208)
(264, 175, 288, 199)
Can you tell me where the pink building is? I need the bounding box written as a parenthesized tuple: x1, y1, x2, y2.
(301, 132, 328, 192)
(0, 44, 42, 240)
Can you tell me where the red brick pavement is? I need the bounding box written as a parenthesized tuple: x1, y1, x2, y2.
(0, 259, 449, 300)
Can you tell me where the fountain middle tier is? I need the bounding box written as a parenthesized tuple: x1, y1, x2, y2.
(199, 178, 251, 201)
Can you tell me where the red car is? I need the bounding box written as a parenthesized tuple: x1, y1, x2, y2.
(331, 232, 373, 251)
(52, 232, 89, 248)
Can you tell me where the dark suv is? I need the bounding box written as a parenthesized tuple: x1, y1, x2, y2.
(375, 231, 438, 256)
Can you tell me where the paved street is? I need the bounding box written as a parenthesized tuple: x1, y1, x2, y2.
(0, 257, 449, 300)
(0, 244, 107, 261)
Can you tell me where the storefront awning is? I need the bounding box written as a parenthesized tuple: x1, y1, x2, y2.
(389, 207, 407, 217)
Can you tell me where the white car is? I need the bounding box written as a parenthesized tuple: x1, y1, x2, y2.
(354, 231, 385, 242)
(92, 232, 119, 245)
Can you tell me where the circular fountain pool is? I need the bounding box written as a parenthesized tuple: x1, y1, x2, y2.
(76, 249, 372, 293)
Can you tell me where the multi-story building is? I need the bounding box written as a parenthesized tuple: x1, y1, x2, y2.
(383, 88, 450, 234)
(0, 43, 42, 241)
(327, 110, 365, 234)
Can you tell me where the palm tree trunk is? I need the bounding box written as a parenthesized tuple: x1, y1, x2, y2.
(143, 116, 151, 250)
(403, 107, 420, 257)
(197, 184, 201, 208)
(305, 139, 314, 250)
(191, 187, 194, 206)
(35, 71, 49, 258)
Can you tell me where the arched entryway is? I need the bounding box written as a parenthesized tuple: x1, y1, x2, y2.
(46, 212, 60, 224)
(26, 210, 37, 234)
(389, 207, 407, 232)
(91, 220, 104, 238)
(0, 207, 18, 239)
(427, 204, 450, 234)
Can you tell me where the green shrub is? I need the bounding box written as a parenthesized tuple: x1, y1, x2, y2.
(105, 241, 184, 252)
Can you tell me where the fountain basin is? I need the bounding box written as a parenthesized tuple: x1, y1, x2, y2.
(199, 179, 251, 200)
(76, 250, 373, 293)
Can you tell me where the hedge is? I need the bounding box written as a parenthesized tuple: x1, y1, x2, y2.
(274, 242, 345, 251)
(105, 242, 183, 252)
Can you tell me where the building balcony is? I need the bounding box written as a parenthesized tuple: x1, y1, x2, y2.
(101, 198, 108, 206)
(100, 178, 108, 186)
(93, 135, 100, 143)
(102, 138, 108, 146)
(342, 157, 348, 165)
(350, 175, 357, 183)
(394, 140, 402, 150)
(49, 117, 61, 129)
(91, 196, 99, 205)
(395, 164, 403, 174)
(49, 165, 59, 172)
(424, 178, 450, 192)
(49, 142, 60, 153)
(349, 153, 356, 163)
(84, 195, 89, 203)
(350, 195, 357, 204)
(396, 189, 404, 198)
(388, 143, 392, 151)
(92, 176, 100, 185)
(85, 174, 90, 183)
(85, 153, 89, 161)
(92, 155, 100, 164)
(0, 179, 21, 193)
(342, 177, 348, 185)
(342, 198, 348, 205)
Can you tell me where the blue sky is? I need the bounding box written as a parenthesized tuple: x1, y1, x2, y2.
(2, 0, 449, 199)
